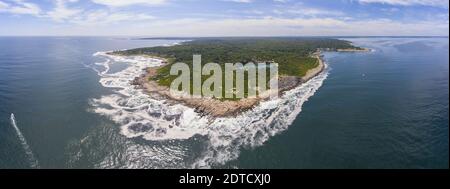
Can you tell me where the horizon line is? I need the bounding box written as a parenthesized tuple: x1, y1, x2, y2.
(0, 35, 448, 38)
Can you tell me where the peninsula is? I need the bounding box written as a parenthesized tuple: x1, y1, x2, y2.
(111, 38, 366, 117)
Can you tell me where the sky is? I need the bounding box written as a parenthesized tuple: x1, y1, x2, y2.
(0, 0, 448, 36)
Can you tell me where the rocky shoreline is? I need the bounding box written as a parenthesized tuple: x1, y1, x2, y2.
(130, 53, 325, 118)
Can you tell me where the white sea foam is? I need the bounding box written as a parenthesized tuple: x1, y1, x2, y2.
(89, 51, 328, 168)
(10, 113, 40, 168)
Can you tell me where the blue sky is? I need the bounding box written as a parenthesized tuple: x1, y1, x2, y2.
(0, 0, 448, 36)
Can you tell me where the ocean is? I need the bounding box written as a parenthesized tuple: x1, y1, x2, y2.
(0, 37, 448, 169)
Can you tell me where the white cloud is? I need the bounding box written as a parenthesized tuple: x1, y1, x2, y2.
(0, 0, 41, 15)
(4, 14, 448, 36)
(1, 0, 448, 36)
(0, 1, 9, 9)
(357, 0, 449, 8)
(41, 0, 155, 25)
(68, 16, 445, 37)
(245, 9, 265, 15)
(71, 10, 155, 25)
(275, 7, 344, 17)
(91, 0, 168, 7)
(273, 3, 344, 17)
(46, 0, 82, 21)
(223, 0, 253, 3)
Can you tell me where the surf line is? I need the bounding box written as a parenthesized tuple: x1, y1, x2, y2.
(10, 113, 40, 169)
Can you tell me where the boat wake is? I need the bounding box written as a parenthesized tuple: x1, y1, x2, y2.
(87, 51, 329, 168)
(10, 113, 39, 169)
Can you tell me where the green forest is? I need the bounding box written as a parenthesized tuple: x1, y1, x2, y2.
(113, 37, 360, 97)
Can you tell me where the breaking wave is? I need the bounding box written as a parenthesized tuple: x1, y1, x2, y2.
(10, 113, 40, 168)
(88, 51, 328, 168)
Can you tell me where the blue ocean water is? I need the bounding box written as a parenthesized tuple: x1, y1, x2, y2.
(0, 37, 184, 168)
(0, 37, 448, 168)
(231, 38, 449, 169)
